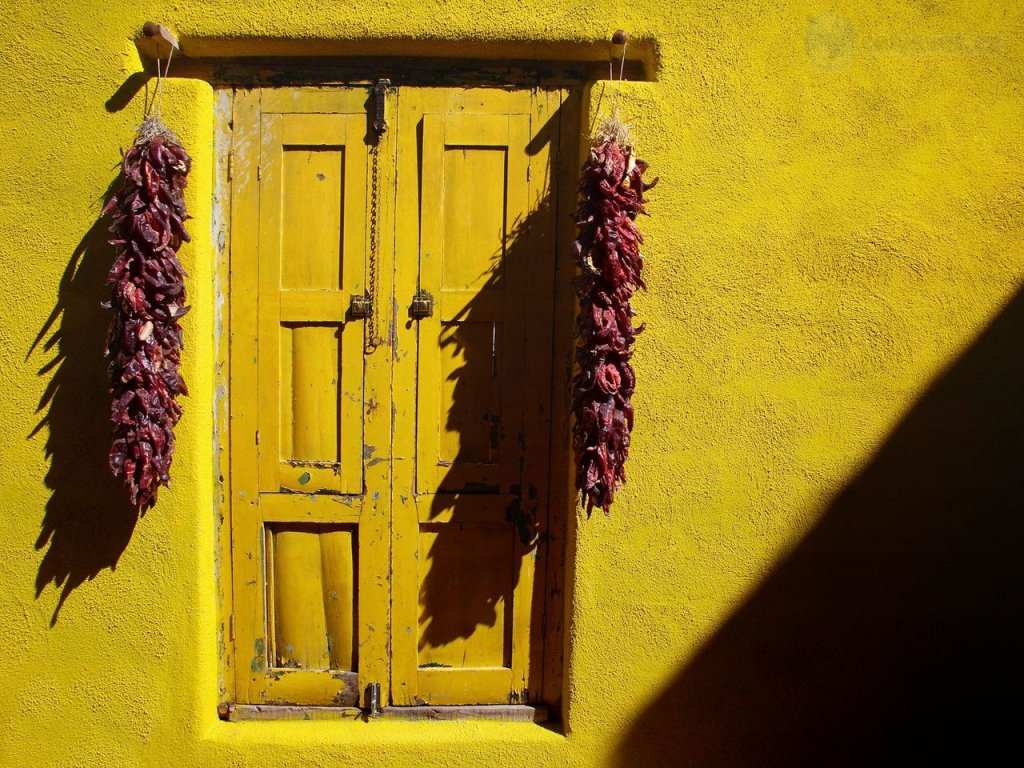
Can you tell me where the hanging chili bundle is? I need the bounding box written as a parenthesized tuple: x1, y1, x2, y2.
(102, 117, 191, 509)
(572, 131, 657, 515)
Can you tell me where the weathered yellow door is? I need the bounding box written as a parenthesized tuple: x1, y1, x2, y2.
(228, 88, 395, 707)
(227, 85, 565, 709)
(391, 88, 562, 706)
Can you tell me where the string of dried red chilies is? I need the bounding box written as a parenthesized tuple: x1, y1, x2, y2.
(572, 137, 657, 515)
(102, 120, 191, 509)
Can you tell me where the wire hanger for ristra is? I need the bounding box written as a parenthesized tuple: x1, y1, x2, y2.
(137, 22, 181, 145)
(598, 29, 632, 147)
(610, 29, 628, 81)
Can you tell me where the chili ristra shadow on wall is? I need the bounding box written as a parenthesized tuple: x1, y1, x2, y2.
(29, 177, 141, 626)
(102, 117, 192, 509)
(572, 123, 658, 515)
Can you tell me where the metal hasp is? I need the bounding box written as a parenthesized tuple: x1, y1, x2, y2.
(373, 79, 391, 135)
(409, 289, 434, 319)
(349, 293, 372, 320)
(364, 682, 382, 717)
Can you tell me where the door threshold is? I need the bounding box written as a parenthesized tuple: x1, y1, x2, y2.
(222, 703, 548, 722)
(223, 704, 363, 721)
(380, 705, 548, 722)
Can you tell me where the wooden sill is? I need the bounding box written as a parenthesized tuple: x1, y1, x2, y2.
(224, 704, 362, 721)
(380, 705, 548, 722)
(223, 703, 548, 723)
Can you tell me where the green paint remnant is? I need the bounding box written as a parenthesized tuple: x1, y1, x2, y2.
(251, 638, 266, 673)
(298, 472, 311, 485)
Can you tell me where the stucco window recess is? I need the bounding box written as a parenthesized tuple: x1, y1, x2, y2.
(216, 81, 583, 723)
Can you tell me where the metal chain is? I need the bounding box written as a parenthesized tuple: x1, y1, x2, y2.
(365, 139, 382, 353)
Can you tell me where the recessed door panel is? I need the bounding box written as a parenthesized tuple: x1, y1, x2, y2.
(258, 112, 365, 495)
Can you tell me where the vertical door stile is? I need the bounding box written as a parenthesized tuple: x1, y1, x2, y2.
(256, 113, 283, 495)
(216, 86, 236, 706)
(229, 88, 265, 705)
(521, 88, 563, 702)
(339, 112, 367, 494)
(389, 89, 423, 705)
(505, 107, 534, 699)
(415, 113, 444, 496)
(358, 86, 399, 705)
(540, 86, 578, 711)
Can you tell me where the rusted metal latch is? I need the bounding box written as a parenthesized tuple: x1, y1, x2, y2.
(349, 292, 372, 320)
(409, 289, 434, 319)
(373, 79, 391, 135)
(364, 682, 382, 717)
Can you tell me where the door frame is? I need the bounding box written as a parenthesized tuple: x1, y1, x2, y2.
(213, 80, 582, 719)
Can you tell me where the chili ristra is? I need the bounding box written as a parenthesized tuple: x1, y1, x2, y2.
(102, 130, 191, 509)
(572, 139, 657, 515)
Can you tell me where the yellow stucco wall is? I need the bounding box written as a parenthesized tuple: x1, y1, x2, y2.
(2, 2, 1022, 766)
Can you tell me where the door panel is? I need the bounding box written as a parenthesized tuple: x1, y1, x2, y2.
(257, 112, 365, 495)
(268, 523, 357, 671)
(415, 112, 528, 495)
(229, 88, 392, 707)
(391, 88, 562, 706)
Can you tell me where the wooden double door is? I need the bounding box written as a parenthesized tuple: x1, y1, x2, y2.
(225, 85, 571, 709)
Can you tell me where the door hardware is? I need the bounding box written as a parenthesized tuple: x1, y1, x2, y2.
(365, 682, 382, 717)
(373, 79, 391, 136)
(409, 289, 434, 319)
(349, 293, 372, 320)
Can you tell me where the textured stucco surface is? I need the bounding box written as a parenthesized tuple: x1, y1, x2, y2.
(2, 1, 1023, 766)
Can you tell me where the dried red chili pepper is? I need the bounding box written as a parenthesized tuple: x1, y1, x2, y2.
(102, 121, 191, 509)
(572, 138, 657, 515)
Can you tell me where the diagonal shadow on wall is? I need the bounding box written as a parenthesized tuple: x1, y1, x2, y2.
(28, 177, 140, 627)
(613, 285, 1024, 767)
